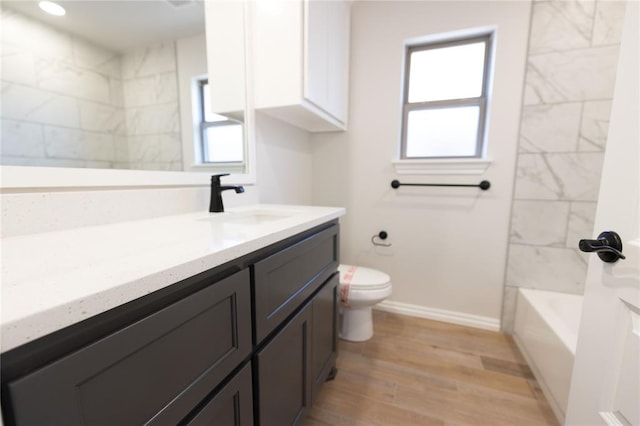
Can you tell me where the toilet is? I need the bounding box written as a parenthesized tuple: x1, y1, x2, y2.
(338, 264, 392, 342)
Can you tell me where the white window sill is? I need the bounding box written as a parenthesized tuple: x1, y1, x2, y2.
(392, 158, 492, 175)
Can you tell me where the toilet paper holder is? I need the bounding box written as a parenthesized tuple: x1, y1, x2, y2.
(371, 231, 392, 247)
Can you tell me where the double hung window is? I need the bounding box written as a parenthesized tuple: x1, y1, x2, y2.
(401, 35, 492, 159)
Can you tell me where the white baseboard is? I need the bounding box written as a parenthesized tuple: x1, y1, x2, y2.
(375, 300, 501, 332)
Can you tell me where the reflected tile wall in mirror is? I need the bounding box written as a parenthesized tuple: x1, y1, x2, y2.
(0, 5, 183, 171)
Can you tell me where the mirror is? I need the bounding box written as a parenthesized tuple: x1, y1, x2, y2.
(0, 0, 252, 182)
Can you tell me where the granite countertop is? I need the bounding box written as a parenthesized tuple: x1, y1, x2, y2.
(0, 204, 345, 353)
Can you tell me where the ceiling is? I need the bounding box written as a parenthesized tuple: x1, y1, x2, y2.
(3, 0, 205, 52)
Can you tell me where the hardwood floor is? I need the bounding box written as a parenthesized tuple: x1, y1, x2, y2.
(304, 310, 559, 426)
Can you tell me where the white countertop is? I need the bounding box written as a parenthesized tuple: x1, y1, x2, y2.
(0, 204, 345, 353)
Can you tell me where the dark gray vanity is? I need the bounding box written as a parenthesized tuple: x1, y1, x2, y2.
(0, 220, 339, 426)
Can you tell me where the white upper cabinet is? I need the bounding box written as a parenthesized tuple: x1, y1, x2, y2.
(205, 1, 246, 116)
(251, 0, 351, 132)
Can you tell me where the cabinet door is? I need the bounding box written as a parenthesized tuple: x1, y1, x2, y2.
(205, 0, 246, 115)
(186, 362, 253, 426)
(311, 274, 339, 401)
(304, 0, 350, 123)
(304, 0, 329, 112)
(256, 304, 312, 426)
(6, 270, 251, 426)
(253, 224, 338, 344)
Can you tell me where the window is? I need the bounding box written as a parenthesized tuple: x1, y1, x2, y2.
(198, 79, 244, 164)
(401, 34, 492, 160)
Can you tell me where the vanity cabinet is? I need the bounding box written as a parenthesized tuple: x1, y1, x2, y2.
(185, 363, 254, 426)
(310, 274, 339, 401)
(253, 224, 338, 343)
(256, 303, 312, 426)
(4, 269, 252, 426)
(252, 0, 351, 132)
(255, 274, 339, 426)
(253, 224, 339, 425)
(1, 221, 339, 426)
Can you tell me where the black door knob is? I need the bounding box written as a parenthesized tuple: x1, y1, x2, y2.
(579, 231, 626, 263)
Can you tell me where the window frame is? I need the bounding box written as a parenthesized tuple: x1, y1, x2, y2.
(197, 78, 245, 165)
(400, 34, 493, 160)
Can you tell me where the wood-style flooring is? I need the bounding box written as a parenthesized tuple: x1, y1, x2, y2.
(304, 310, 559, 426)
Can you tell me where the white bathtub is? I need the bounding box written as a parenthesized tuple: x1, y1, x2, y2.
(513, 288, 583, 424)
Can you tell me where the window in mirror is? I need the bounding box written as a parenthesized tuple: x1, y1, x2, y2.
(198, 79, 244, 164)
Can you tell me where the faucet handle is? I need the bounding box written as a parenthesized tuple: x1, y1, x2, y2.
(211, 173, 230, 183)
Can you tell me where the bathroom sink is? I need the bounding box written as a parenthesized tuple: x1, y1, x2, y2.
(198, 207, 303, 226)
(222, 212, 292, 225)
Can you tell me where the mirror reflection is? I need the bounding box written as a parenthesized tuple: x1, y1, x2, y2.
(0, 0, 246, 172)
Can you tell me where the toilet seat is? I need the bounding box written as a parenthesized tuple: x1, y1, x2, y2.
(338, 265, 391, 290)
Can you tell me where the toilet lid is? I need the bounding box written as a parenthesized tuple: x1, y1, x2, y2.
(338, 264, 391, 290)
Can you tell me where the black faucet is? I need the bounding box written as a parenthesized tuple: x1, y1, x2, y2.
(209, 174, 245, 213)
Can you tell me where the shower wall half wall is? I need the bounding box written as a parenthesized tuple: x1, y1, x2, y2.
(501, 0, 627, 332)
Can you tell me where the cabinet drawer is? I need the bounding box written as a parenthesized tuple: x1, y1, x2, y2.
(253, 224, 338, 343)
(186, 362, 253, 426)
(6, 269, 251, 426)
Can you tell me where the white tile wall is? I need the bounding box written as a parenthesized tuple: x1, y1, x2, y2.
(519, 103, 582, 153)
(528, 1, 595, 55)
(506, 245, 588, 293)
(510, 201, 570, 247)
(119, 43, 182, 170)
(592, 1, 627, 45)
(43, 127, 116, 162)
(525, 46, 619, 104)
(0, 6, 183, 171)
(125, 104, 180, 136)
(1, 6, 121, 168)
(502, 0, 626, 331)
(0, 119, 45, 158)
(514, 152, 604, 201)
(120, 43, 176, 79)
(566, 202, 598, 248)
(579, 100, 612, 151)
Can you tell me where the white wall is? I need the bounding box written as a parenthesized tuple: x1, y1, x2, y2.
(312, 0, 531, 328)
(256, 112, 313, 205)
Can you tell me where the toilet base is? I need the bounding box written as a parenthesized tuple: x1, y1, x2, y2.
(340, 306, 374, 342)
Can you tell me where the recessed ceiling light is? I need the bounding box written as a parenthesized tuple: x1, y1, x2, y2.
(38, 1, 66, 16)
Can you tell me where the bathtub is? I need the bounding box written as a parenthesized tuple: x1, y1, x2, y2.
(513, 288, 583, 424)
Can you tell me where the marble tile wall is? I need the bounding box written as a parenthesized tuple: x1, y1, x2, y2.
(1, 6, 183, 171)
(1, 6, 123, 169)
(119, 43, 182, 171)
(501, 0, 626, 332)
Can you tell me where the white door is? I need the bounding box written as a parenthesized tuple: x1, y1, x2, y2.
(565, 2, 640, 425)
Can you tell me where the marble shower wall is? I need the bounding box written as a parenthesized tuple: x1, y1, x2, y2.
(0, 6, 183, 171)
(119, 43, 182, 171)
(1, 6, 124, 168)
(501, 0, 627, 332)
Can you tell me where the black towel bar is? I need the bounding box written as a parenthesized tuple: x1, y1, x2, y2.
(391, 180, 491, 190)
